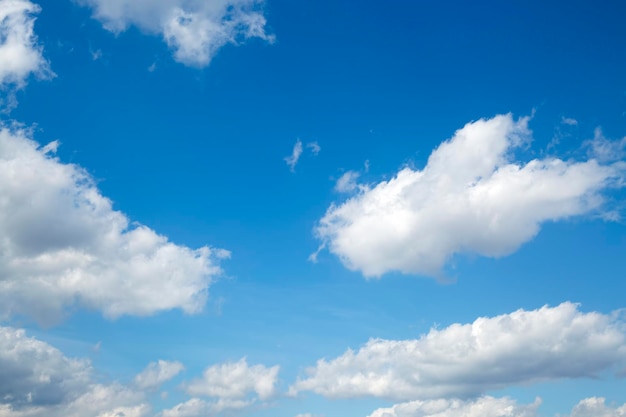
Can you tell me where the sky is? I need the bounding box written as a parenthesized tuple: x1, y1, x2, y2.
(0, 0, 626, 416)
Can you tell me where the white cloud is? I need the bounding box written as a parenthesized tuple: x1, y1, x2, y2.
(0, 0, 51, 88)
(76, 0, 273, 67)
(0, 125, 229, 323)
(160, 398, 253, 417)
(586, 128, 626, 163)
(134, 360, 184, 390)
(185, 358, 279, 401)
(315, 114, 626, 278)
(0, 326, 149, 417)
(307, 141, 321, 156)
(568, 397, 626, 417)
(335, 171, 360, 193)
(162, 358, 279, 417)
(289, 303, 626, 401)
(0, 326, 92, 409)
(285, 139, 303, 172)
(366, 396, 541, 417)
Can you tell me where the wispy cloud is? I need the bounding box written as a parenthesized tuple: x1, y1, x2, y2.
(285, 139, 303, 172)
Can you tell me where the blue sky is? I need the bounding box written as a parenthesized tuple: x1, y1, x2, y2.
(1, 0, 626, 416)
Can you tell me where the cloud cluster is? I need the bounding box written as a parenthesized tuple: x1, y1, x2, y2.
(285, 139, 321, 172)
(0, 326, 149, 417)
(0, 126, 228, 323)
(366, 396, 541, 417)
(290, 303, 626, 401)
(161, 358, 279, 417)
(77, 0, 273, 67)
(315, 114, 626, 278)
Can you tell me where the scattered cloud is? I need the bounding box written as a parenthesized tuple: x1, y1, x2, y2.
(289, 303, 626, 401)
(315, 114, 626, 278)
(89, 48, 102, 61)
(76, 0, 274, 67)
(567, 397, 626, 417)
(307, 141, 321, 156)
(285, 139, 303, 172)
(0, 0, 51, 86)
(0, 0, 53, 110)
(586, 128, 626, 163)
(0, 125, 229, 324)
(184, 358, 279, 401)
(335, 171, 361, 193)
(561, 117, 579, 126)
(134, 360, 185, 390)
(366, 396, 541, 417)
(161, 358, 279, 417)
(0, 326, 149, 417)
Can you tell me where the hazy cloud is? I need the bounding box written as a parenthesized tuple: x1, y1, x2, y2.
(285, 139, 303, 172)
(134, 360, 185, 390)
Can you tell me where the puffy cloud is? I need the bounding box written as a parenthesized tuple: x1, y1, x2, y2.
(285, 139, 303, 172)
(0, 0, 51, 88)
(134, 360, 184, 390)
(185, 358, 279, 400)
(162, 358, 279, 417)
(0, 326, 91, 409)
(366, 396, 541, 417)
(0, 326, 148, 417)
(76, 0, 273, 67)
(315, 114, 626, 278)
(0, 126, 229, 323)
(290, 303, 626, 401)
(568, 397, 626, 417)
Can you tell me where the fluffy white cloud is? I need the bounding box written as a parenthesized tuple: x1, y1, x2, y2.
(0, 126, 229, 323)
(315, 114, 626, 278)
(134, 360, 184, 390)
(367, 396, 541, 417)
(76, 0, 273, 67)
(0, 0, 51, 88)
(568, 397, 626, 417)
(161, 358, 279, 417)
(185, 358, 279, 400)
(290, 303, 626, 401)
(0, 326, 149, 417)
